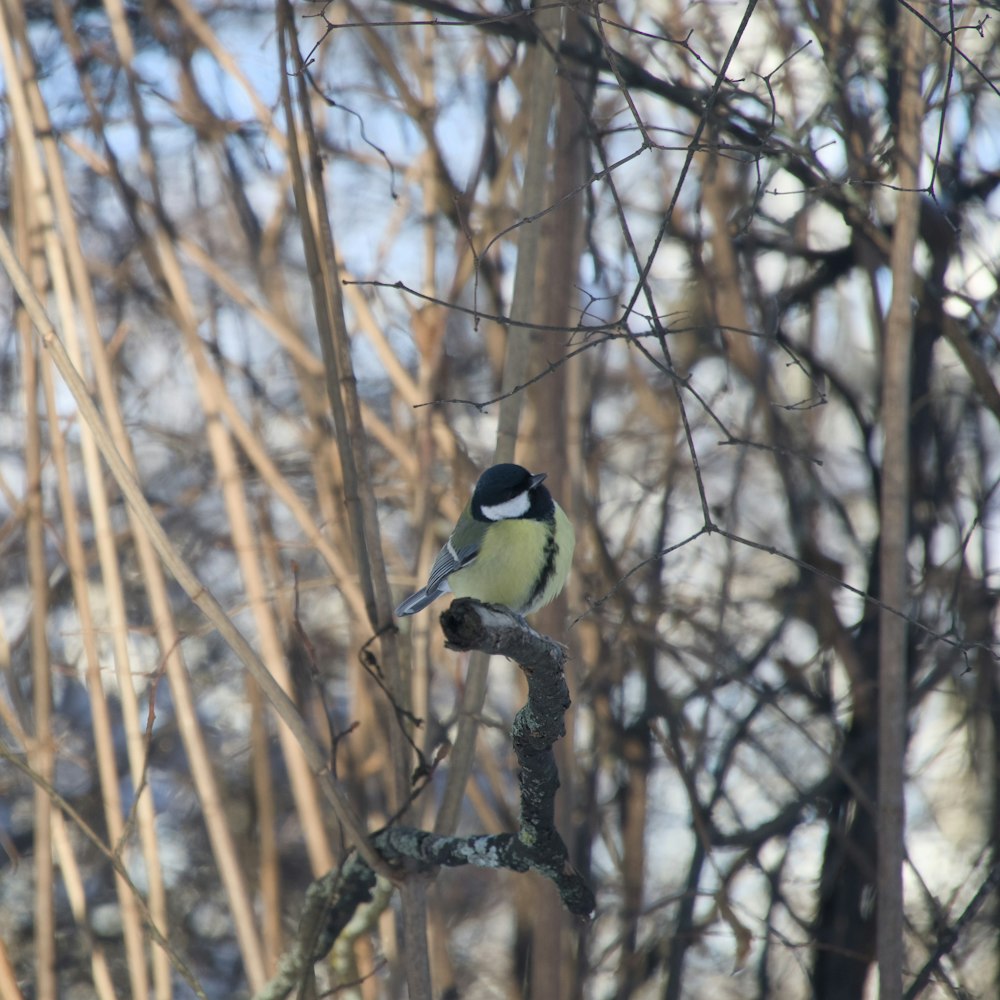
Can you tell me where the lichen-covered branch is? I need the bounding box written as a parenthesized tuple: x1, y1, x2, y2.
(374, 826, 594, 918)
(258, 599, 593, 998)
(252, 853, 377, 1000)
(440, 599, 594, 914)
(378, 600, 595, 921)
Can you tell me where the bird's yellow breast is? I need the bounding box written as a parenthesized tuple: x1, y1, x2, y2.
(448, 518, 552, 610)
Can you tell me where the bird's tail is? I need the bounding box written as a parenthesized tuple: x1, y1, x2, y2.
(394, 587, 439, 617)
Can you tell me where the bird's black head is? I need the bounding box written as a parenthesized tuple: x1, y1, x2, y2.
(471, 463, 554, 522)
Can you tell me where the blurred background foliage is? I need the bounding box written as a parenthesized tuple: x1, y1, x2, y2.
(1, 1, 1000, 997)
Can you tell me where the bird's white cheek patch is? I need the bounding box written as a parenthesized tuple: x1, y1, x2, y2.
(480, 491, 530, 521)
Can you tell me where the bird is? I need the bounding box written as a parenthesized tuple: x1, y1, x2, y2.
(394, 463, 575, 617)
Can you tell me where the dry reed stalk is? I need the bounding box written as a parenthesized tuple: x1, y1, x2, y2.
(0, 189, 385, 883)
(13, 187, 56, 1000)
(46, 127, 269, 986)
(3, 3, 154, 992)
(0, 741, 208, 998)
(247, 669, 283, 974)
(0, 934, 26, 1000)
(51, 812, 118, 1000)
(100, 0, 350, 980)
(38, 353, 151, 1000)
(280, 5, 436, 993)
(156, 240, 336, 877)
(13, 30, 176, 999)
(433, 6, 563, 839)
(0, 3, 271, 959)
(2, 21, 53, 1000)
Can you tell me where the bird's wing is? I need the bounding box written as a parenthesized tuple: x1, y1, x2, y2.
(424, 536, 480, 594)
(395, 513, 486, 617)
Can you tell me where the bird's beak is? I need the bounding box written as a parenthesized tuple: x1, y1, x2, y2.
(530, 472, 547, 489)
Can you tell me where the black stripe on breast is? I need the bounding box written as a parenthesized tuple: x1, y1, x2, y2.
(525, 529, 559, 610)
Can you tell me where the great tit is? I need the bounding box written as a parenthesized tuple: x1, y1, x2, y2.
(394, 463, 575, 617)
